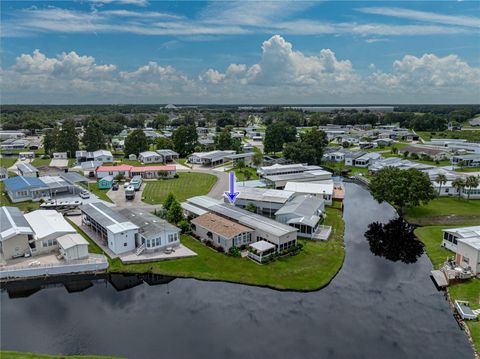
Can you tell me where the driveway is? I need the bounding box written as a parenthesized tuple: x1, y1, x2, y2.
(106, 184, 162, 211)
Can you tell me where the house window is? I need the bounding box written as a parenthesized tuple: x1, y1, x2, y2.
(147, 240, 151, 248)
(124, 243, 127, 247)
(463, 256, 469, 264)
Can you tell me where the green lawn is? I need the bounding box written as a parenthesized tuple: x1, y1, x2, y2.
(109, 206, 345, 291)
(175, 158, 191, 168)
(414, 225, 479, 354)
(417, 130, 480, 142)
(449, 280, 480, 355)
(0, 351, 123, 359)
(115, 159, 142, 166)
(31, 158, 51, 167)
(414, 225, 457, 269)
(405, 197, 480, 226)
(227, 167, 259, 181)
(456, 167, 480, 173)
(142, 172, 217, 204)
(0, 182, 40, 212)
(88, 184, 113, 203)
(0, 157, 18, 168)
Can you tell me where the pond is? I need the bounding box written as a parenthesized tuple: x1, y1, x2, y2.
(0, 183, 474, 359)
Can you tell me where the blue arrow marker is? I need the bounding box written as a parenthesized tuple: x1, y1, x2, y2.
(225, 172, 240, 205)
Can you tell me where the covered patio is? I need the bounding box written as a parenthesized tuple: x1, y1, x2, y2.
(248, 240, 276, 263)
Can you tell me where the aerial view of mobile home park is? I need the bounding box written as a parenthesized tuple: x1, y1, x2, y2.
(1, 1, 479, 359)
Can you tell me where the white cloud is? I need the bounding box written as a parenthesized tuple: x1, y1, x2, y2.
(2, 4, 475, 38)
(89, 0, 149, 7)
(2, 36, 480, 104)
(357, 7, 480, 28)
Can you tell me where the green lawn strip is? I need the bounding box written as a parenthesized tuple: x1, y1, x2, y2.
(66, 218, 104, 255)
(0, 157, 18, 168)
(404, 197, 480, 226)
(31, 158, 52, 167)
(88, 185, 113, 203)
(455, 167, 480, 173)
(103, 158, 142, 167)
(227, 167, 259, 181)
(109, 207, 344, 291)
(175, 158, 191, 167)
(415, 224, 479, 355)
(142, 172, 216, 204)
(417, 130, 480, 142)
(449, 280, 480, 355)
(0, 351, 124, 359)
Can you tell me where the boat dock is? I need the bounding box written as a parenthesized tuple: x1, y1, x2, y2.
(431, 270, 449, 288)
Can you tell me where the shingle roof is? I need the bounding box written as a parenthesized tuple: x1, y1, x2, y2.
(192, 212, 253, 239)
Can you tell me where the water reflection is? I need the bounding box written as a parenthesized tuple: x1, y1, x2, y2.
(1, 273, 175, 299)
(364, 218, 424, 263)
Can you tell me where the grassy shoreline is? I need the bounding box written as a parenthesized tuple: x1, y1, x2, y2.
(107, 206, 345, 291)
(0, 351, 123, 359)
(414, 224, 479, 355)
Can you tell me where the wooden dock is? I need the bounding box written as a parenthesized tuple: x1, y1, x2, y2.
(431, 270, 449, 288)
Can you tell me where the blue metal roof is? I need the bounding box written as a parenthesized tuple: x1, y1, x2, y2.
(4, 176, 46, 191)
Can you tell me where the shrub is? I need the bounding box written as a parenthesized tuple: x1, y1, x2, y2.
(204, 240, 214, 248)
(178, 219, 191, 234)
(217, 246, 225, 253)
(173, 173, 179, 178)
(228, 246, 241, 257)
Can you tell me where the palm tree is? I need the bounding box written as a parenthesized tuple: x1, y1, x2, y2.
(452, 177, 465, 198)
(435, 174, 447, 195)
(465, 176, 479, 200)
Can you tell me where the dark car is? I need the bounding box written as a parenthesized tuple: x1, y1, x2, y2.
(112, 183, 119, 191)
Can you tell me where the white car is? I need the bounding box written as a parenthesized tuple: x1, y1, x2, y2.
(79, 191, 90, 199)
(123, 182, 130, 188)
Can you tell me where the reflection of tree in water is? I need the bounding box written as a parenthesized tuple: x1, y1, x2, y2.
(364, 218, 424, 264)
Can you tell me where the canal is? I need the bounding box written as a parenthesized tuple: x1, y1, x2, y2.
(0, 183, 474, 358)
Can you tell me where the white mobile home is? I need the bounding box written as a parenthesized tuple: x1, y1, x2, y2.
(80, 202, 138, 255)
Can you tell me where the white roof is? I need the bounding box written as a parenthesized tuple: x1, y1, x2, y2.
(249, 240, 275, 252)
(139, 151, 159, 157)
(93, 149, 112, 157)
(458, 237, 480, 251)
(57, 233, 88, 250)
(234, 187, 294, 204)
(0, 206, 34, 242)
(284, 181, 334, 195)
(24, 210, 76, 240)
(443, 226, 480, 239)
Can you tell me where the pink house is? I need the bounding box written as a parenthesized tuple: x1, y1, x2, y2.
(95, 165, 176, 179)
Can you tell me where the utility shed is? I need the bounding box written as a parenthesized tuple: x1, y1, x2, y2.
(57, 233, 89, 261)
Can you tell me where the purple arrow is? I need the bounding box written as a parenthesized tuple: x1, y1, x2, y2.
(224, 172, 240, 204)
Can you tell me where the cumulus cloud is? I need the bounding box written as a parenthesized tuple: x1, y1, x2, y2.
(2, 36, 479, 104)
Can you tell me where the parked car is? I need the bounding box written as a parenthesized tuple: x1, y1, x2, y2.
(79, 191, 90, 199)
(112, 183, 119, 191)
(123, 182, 130, 188)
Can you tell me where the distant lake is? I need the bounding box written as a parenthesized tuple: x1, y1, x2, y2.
(1, 184, 473, 359)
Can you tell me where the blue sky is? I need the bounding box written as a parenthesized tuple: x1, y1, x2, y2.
(1, 1, 479, 104)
